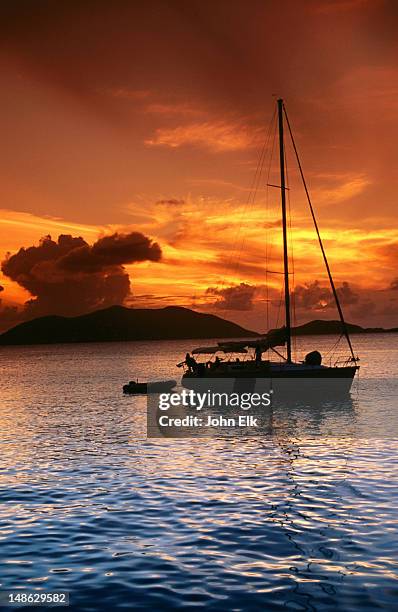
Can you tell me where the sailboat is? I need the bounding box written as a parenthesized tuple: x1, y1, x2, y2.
(179, 99, 359, 395)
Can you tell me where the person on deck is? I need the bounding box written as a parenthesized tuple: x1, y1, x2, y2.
(255, 345, 262, 364)
(185, 353, 197, 373)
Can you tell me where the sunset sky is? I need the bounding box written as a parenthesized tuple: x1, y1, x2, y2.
(1, 0, 398, 332)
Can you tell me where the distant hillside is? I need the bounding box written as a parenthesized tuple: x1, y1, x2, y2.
(291, 319, 390, 336)
(0, 308, 396, 346)
(0, 306, 259, 346)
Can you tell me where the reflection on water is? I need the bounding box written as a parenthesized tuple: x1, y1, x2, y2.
(0, 335, 397, 610)
(270, 395, 356, 439)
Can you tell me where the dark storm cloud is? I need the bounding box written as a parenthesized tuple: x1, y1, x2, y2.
(206, 283, 257, 311)
(1, 232, 162, 319)
(292, 280, 359, 311)
(58, 232, 161, 272)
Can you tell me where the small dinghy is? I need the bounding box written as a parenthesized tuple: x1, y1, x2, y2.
(123, 379, 176, 395)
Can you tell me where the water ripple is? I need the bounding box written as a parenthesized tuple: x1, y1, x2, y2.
(0, 338, 397, 610)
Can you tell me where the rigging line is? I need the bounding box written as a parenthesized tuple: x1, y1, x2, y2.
(284, 142, 297, 358)
(275, 284, 284, 332)
(265, 112, 278, 332)
(324, 334, 344, 359)
(265, 110, 278, 331)
(220, 107, 276, 282)
(218, 107, 276, 322)
(236, 108, 276, 237)
(213, 121, 270, 319)
(283, 104, 357, 362)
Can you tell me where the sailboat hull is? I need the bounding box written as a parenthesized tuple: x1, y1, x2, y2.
(181, 364, 358, 397)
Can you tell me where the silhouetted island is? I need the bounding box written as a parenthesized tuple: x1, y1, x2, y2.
(0, 306, 395, 346)
(288, 319, 394, 336)
(0, 306, 258, 345)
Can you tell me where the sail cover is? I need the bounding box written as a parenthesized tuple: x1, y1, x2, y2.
(192, 346, 248, 354)
(218, 327, 287, 352)
(192, 346, 220, 354)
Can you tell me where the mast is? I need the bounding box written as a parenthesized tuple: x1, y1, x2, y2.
(277, 98, 292, 363)
(283, 105, 357, 363)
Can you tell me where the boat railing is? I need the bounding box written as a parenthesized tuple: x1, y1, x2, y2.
(333, 356, 356, 367)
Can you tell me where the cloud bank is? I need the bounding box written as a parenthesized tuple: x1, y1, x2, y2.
(292, 280, 359, 312)
(206, 283, 258, 311)
(1, 232, 161, 321)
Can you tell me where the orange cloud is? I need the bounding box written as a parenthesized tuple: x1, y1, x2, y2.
(314, 174, 371, 204)
(2, 198, 398, 332)
(145, 121, 262, 152)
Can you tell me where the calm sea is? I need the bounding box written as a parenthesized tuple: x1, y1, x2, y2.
(0, 334, 397, 611)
